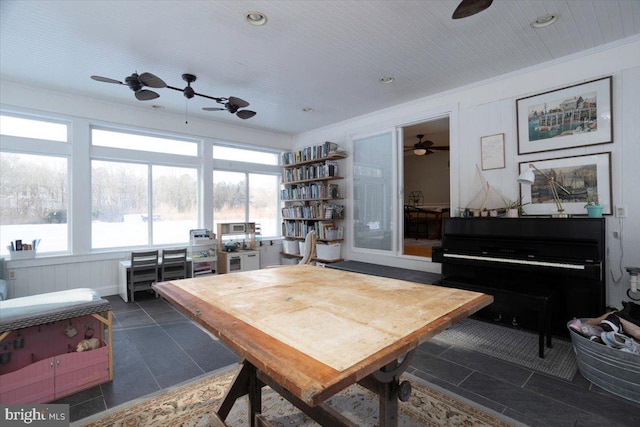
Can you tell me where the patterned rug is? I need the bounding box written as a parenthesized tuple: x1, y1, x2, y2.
(431, 318, 577, 381)
(74, 364, 522, 427)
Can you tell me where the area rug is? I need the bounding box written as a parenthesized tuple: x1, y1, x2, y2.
(74, 364, 522, 427)
(431, 318, 577, 381)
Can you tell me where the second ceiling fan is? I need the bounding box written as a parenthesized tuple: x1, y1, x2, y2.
(404, 134, 450, 156)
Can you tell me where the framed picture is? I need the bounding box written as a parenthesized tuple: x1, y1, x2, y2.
(480, 133, 505, 170)
(516, 76, 612, 155)
(519, 152, 612, 216)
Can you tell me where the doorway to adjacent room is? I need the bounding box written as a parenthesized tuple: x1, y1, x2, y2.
(401, 116, 450, 257)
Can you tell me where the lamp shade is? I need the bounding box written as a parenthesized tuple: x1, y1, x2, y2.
(413, 148, 427, 156)
(517, 167, 535, 185)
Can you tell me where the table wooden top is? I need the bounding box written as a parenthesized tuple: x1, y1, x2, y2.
(153, 265, 492, 406)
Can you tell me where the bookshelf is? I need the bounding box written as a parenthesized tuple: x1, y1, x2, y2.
(281, 142, 346, 263)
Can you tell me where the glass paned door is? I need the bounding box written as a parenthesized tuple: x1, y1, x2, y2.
(352, 131, 396, 252)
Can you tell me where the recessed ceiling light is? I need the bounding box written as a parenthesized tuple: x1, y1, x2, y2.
(379, 76, 395, 84)
(245, 11, 268, 26)
(531, 13, 559, 28)
(151, 104, 164, 110)
(302, 107, 314, 113)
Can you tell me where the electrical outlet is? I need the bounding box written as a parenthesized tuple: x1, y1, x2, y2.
(8, 270, 15, 279)
(613, 231, 620, 239)
(616, 205, 628, 218)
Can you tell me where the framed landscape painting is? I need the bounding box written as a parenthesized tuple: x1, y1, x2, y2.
(516, 76, 612, 155)
(519, 152, 612, 216)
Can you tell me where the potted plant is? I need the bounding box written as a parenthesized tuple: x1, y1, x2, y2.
(502, 196, 529, 218)
(585, 195, 604, 218)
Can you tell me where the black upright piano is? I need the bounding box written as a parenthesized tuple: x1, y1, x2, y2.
(433, 217, 606, 341)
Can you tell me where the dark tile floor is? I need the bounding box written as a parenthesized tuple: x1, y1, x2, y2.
(56, 292, 238, 422)
(62, 292, 640, 426)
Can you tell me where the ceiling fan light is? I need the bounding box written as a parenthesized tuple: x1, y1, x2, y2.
(414, 148, 427, 156)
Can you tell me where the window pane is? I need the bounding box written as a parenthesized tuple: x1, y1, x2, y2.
(214, 146, 278, 165)
(152, 165, 198, 245)
(213, 171, 246, 229)
(0, 152, 68, 255)
(92, 160, 148, 248)
(353, 133, 394, 250)
(92, 128, 197, 156)
(0, 114, 67, 141)
(249, 174, 278, 237)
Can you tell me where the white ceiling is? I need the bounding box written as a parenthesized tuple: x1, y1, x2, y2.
(1, 1, 639, 136)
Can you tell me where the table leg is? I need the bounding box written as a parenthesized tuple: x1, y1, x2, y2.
(360, 350, 415, 427)
(248, 365, 262, 427)
(379, 377, 399, 427)
(217, 361, 264, 425)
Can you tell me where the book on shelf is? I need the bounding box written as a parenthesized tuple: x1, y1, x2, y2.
(281, 142, 344, 165)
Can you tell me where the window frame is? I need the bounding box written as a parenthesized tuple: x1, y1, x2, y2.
(0, 110, 285, 258)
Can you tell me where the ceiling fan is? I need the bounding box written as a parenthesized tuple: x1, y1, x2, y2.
(166, 74, 256, 120)
(404, 134, 450, 156)
(90, 72, 256, 119)
(452, 0, 493, 19)
(90, 72, 166, 101)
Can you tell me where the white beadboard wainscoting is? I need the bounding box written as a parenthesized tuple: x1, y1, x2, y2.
(2, 242, 285, 300)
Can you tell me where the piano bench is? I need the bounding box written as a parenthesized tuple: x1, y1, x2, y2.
(442, 281, 554, 358)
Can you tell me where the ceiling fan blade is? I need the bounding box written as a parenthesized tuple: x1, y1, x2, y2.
(202, 107, 225, 111)
(452, 0, 493, 19)
(430, 146, 450, 150)
(135, 89, 160, 101)
(138, 72, 166, 88)
(228, 96, 250, 108)
(91, 75, 123, 85)
(236, 110, 256, 120)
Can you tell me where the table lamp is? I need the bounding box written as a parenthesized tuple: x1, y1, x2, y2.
(517, 163, 571, 218)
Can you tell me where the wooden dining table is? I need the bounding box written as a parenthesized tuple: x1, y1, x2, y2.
(152, 265, 492, 427)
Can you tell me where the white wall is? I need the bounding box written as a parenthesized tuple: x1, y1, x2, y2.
(294, 37, 640, 309)
(403, 152, 450, 204)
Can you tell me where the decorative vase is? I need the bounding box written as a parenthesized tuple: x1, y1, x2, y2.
(586, 205, 604, 218)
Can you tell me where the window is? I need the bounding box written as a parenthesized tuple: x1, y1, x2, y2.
(249, 174, 279, 237)
(213, 171, 246, 225)
(0, 115, 67, 141)
(152, 165, 198, 245)
(0, 112, 282, 257)
(213, 145, 281, 237)
(91, 128, 199, 249)
(214, 146, 278, 165)
(92, 128, 197, 156)
(0, 114, 70, 256)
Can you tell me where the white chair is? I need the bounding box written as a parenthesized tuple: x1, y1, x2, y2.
(299, 230, 316, 265)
